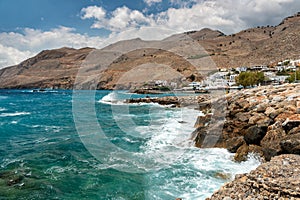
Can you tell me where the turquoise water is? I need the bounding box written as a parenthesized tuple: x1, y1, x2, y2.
(0, 90, 260, 200)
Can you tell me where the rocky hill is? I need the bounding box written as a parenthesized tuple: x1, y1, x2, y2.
(0, 47, 93, 89)
(0, 13, 300, 89)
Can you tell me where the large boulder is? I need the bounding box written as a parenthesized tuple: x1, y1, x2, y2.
(226, 137, 246, 153)
(244, 125, 267, 145)
(260, 122, 286, 155)
(280, 133, 300, 154)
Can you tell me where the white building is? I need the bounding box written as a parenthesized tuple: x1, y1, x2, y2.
(290, 59, 300, 66)
(236, 66, 248, 72)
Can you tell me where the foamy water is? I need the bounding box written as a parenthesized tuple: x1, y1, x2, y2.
(0, 90, 260, 199)
(97, 92, 261, 199)
(0, 111, 31, 117)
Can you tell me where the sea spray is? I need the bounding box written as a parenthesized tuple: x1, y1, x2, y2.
(0, 90, 261, 199)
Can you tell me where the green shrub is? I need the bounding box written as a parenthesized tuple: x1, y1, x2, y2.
(235, 71, 265, 87)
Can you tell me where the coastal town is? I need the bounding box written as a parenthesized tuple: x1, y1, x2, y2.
(0, 4, 300, 199)
(138, 58, 300, 93)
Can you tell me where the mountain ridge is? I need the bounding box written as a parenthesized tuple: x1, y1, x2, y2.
(0, 13, 300, 89)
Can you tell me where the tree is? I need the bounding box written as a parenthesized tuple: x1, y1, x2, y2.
(235, 71, 265, 87)
(287, 70, 300, 83)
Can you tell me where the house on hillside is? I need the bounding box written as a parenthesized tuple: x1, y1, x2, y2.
(236, 66, 248, 73)
(249, 65, 268, 71)
(290, 59, 300, 66)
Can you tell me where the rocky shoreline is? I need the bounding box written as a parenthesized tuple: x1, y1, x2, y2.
(194, 83, 300, 162)
(124, 95, 209, 108)
(207, 154, 300, 199)
(126, 83, 300, 199)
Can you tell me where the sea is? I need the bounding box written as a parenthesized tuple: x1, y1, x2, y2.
(0, 89, 260, 200)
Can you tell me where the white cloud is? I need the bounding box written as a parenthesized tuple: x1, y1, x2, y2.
(144, 0, 162, 6)
(81, 0, 300, 36)
(0, 26, 106, 69)
(81, 6, 152, 31)
(81, 6, 106, 20)
(1, 0, 300, 69)
(0, 44, 32, 68)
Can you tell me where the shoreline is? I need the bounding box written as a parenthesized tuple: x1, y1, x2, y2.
(125, 83, 300, 199)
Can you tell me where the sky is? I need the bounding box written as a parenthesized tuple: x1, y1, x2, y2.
(0, 0, 300, 68)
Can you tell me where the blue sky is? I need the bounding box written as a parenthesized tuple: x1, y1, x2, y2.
(0, 0, 300, 68)
(0, 0, 172, 36)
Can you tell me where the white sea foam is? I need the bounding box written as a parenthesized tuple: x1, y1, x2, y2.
(114, 105, 260, 199)
(1, 158, 24, 168)
(144, 149, 261, 199)
(80, 91, 261, 199)
(0, 112, 31, 117)
(98, 92, 121, 105)
(0, 107, 7, 112)
(0, 96, 8, 100)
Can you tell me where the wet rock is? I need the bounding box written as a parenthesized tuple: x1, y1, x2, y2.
(194, 114, 212, 128)
(234, 144, 265, 162)
(214, 172, 231, 180)
(234, 144, 249, 162)
(126, 95, 209, 108)
(226, 137, 246, 153)
(194, 121, 226, 148)
(7, 175, 24, 186)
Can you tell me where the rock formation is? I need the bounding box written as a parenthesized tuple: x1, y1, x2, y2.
(207, 154, 300, 200)
(194, 83, 300, 162)
(125, 95, 209, 108)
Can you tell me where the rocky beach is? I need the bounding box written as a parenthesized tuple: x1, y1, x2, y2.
(208, 154, 300, 199)
(127, 83, 300, 199)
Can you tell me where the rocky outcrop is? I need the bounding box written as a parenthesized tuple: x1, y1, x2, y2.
(194, 83, 300, 162)
(207, 154, 300, 200)
(125, 95, 209, 108)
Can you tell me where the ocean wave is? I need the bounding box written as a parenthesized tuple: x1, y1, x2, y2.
(0, 96, 8, 100)
(0, 107, 7, 112)
(0, 112, 31, 117)
(144, 148, 261, 199)
(98, 92, 119, 104)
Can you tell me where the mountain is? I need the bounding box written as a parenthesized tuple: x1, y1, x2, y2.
(0, 13, 300, 90)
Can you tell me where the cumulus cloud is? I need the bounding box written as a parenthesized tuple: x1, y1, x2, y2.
(0, 26, 107, 69)
(81, 0, 300, 35)
(81, 6, 106, 20)
(144, 0, 163, 6)
(0, 44, 32, 68)
(81, 6, 152, 31)
(1, 0, 300, 69)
